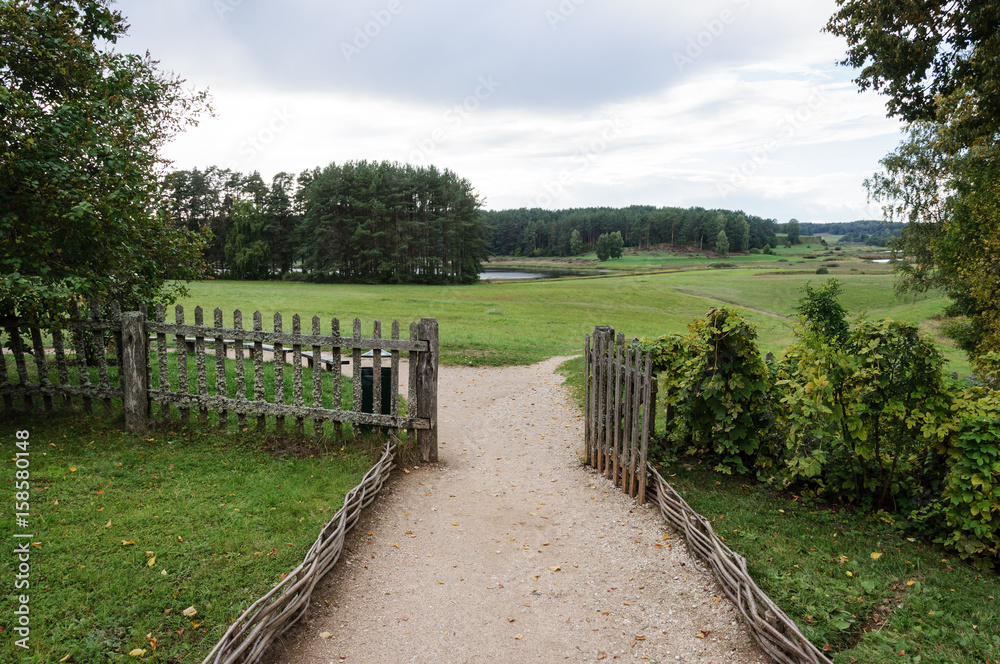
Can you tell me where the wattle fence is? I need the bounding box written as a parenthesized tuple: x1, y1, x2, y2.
(583, 325, 833, 664)
(0, 300, 439, 461)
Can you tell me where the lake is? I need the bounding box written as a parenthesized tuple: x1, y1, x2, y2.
(479, 267, 609, 281)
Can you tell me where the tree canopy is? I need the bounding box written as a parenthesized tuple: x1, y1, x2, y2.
(165, 161, 489, 284)
(0, 0, 209, 320)
(829, 0, 1000, 376)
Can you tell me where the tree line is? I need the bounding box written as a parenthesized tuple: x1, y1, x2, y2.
(164, 161, 489, 284)
(799, 219, 904, 247)
(483, 206, 782, 257)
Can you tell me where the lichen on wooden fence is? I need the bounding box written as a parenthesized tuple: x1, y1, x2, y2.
(584, 326, 655, 503)
(0, 299, 124, 414)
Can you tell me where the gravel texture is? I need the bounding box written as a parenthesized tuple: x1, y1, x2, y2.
(269, 357, 767, 664)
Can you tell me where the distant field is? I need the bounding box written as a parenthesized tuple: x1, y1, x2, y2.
(178, 265, 969, 374)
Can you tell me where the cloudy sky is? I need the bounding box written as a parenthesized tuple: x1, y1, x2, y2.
(114, 0, 902, 223)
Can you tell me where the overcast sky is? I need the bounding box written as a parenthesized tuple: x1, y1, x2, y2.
(114, 0, 902, 223)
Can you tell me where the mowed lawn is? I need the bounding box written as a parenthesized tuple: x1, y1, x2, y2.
(177, 268, 967, 373)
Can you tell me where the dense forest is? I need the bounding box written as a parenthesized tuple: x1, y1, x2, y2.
(483, 206, 781, 256)
(164, 161, 488, 284)
(163, 165, 896, 281)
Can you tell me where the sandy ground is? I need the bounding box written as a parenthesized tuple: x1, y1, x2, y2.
(267, 358, 767, 664)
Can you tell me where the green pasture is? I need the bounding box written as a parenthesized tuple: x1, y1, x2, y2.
(177, 266, 968, 375)
(0, 410, 380, 663)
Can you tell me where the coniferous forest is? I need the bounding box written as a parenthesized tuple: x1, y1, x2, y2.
(164, 164, 784, 282)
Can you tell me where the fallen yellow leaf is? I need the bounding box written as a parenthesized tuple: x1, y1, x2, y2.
(514, 634, 524, 640)
(906, 580, 916, 586)
(319, 632, 333, 639)
(69, 466, 77, 472)
(59, 655, 71, 663)
(182, 606, 197, 617)
(128, 649, 146, 657)
(548, 566, 561, 572)
(105, 519, 112, 528)
(122, 540, 135, 546)
(147, 556, 156, 567)
(871, 552, 883, 560)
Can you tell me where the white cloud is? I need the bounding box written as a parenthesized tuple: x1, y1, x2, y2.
(118, 0, 904, 222)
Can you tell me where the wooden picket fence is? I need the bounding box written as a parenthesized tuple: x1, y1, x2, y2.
(583, 325, 656, 504)
(0, 300, 124, 416)
(0, 301, 440, 461)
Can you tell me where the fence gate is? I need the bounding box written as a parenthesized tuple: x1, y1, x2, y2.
(583, 325, 656, 504)
(0, 302, 440, 462)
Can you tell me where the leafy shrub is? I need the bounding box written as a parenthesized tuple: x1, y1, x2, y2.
(642, 308, 775, 474)
(834, 246, 842, 251)
(749, 248, 761, 254)
(815, 266, 829, 274)
(776, 318, 951, 508)
(762, 244, 774, 254)
(940, 412, 1000, 563)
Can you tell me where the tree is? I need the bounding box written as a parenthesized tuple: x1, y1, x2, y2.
(225, 202, 270, 281)
(786, 218, 801, 245)
(828, 0, 1000, 376)
(569, 229, 584, 255)
(607, 231, 624, 259)
(715, 230, 729, 256)
(794, 278, 849, 344)
(826, 1, 1000, 143)
(0, 0, 210, 320)
(595, 233, 611, 261)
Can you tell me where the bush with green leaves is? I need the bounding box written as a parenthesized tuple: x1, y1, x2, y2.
(642, 307, 775, 474)
(776, 318, 952, 509)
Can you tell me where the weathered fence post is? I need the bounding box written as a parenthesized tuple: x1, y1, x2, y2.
(122, 311, 148, 432)
(416, 317, 439, 463)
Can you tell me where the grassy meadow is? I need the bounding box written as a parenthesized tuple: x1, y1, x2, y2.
(2, 243, 980, 662)
(176, 253, 969, 375)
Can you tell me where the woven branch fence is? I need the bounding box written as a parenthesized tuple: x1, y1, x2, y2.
(203, 435, 399, 664)
(646, 466, 833, 664)
(584, 325, 833, 664)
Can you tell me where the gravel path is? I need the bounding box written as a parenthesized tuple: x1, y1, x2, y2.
(271, 357, 767, 664)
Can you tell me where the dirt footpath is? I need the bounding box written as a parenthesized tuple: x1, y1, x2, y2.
(271, 358, 766, 664)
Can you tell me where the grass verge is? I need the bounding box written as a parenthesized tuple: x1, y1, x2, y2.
(557, 358, 1000, 664)
(0, 406, 385, 663)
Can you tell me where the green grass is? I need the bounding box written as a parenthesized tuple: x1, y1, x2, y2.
(0, 409, 380, 663)
(557, 358, 1000, 664)
(176, 276, 796, 367)
(177, 267, 969, 375)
